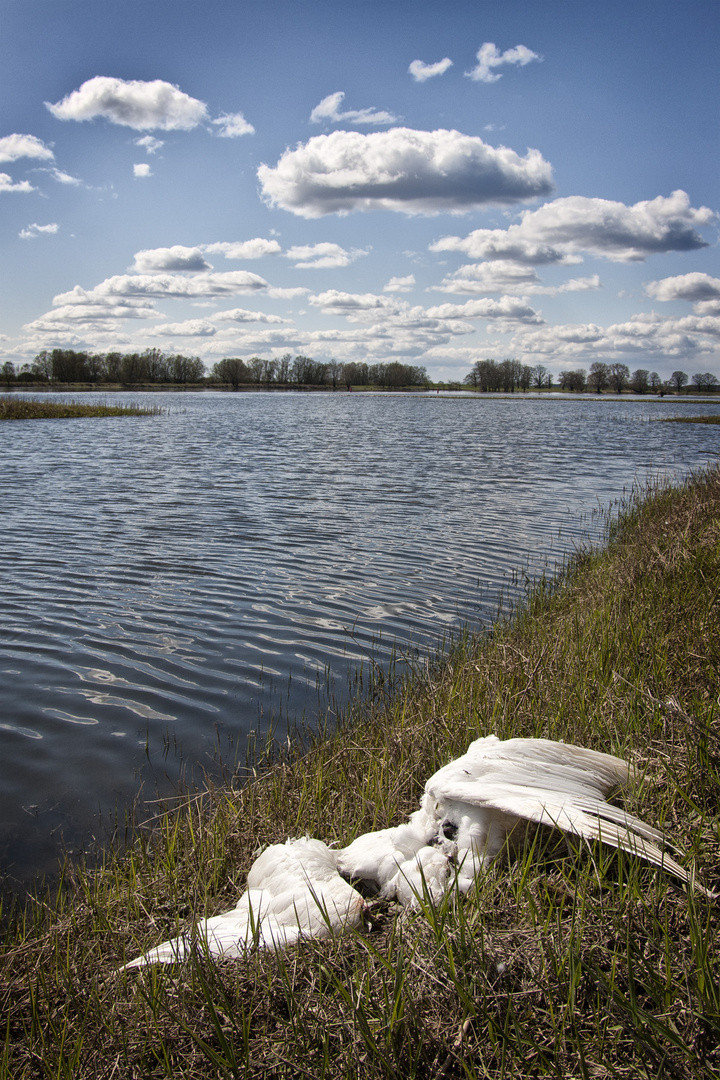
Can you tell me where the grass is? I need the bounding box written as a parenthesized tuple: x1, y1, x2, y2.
(657, 415, 720, 425)
(1, 465, 719, 1078)
(0, 396, 162, 420)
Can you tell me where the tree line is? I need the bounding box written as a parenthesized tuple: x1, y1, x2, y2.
(555, 362, 719, 394)
(2, 349, 205, 386)
(463, 358, 719, 394)
(1, 350, 429, 390)
(211, 355, 428, 389)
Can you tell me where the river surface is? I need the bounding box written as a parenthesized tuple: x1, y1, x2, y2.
(1, 390, 719, 886)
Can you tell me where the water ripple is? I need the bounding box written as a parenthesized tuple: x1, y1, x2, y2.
(1, 391, 719, 882)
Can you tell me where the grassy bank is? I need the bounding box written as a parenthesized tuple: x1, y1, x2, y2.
(2, 466, 719, 1078)
(0, 396, 162, 420)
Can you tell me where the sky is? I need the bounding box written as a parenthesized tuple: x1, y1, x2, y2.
(1, 0, 719, 383)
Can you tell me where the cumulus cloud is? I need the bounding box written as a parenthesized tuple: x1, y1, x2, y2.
(205, 238, 282, 260)
(408, 58, 453, 82)
(431, 190, 715, 264)
(258, 127, 554, 217)
(19, 222, 59, 240)
(133, 163, 152, 178)
(150, 319, 217, 337)
(384, 275, 416, 292)
(210, 111, 254, 137)
(645, 272, 720, 303)
(433, 261, 601, 296)
(134, 135, 164, 154)
(0, 173, 34, 193)
(46, 76, 208, 131)
(132, 246, 212, 273)
(466, 42, 542, 83)
(309, 91, 398, 126)
(213, 308, 287, 324)
(284, 243, 368, 269)
(309, 290, 402, 318)
(0, 133, 54, 163)
(425, 295, 544, 324)
(54, 270, 268, 304)
(510, 310, 720, 364)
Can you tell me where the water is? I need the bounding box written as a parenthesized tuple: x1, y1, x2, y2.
(1, 390, 719, 885)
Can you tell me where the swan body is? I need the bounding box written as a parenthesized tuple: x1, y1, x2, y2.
(122, 837, 367, 968)
(123, 736, 712, 968)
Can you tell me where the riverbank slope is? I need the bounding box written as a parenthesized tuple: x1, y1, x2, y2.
(2, 465, 719, 1078)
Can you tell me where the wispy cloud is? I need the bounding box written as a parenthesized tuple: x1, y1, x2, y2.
(408, 58, 453, 82)
(210, 111, 254, 137)
(205, 239, 281, 259)
(284, 243, 368, 269)
(384, 275, 416, 293)
(465, 43, 542, 83)
(19, 222, 59, 240)
(134, 135, 164, 154)
(309, 91, 398, 126)
(0, 173, 34, 193)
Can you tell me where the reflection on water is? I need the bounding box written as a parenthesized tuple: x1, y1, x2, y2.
(1, 391, 718, 884)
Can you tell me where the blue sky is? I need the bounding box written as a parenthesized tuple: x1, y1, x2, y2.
(1, 0, 719, 382)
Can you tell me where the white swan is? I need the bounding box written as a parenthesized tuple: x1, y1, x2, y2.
(123, 736, 712, 968)
(339, 735, 707, 899)
(122, 836, 367, 968)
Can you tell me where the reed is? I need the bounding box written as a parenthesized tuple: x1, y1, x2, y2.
(1, 465, 719, 1078)
(0, 396, 162, 420)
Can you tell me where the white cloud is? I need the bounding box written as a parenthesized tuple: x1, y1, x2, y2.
(309, 91, 398, 126)
(210, 111, 254, 137)
(433, 260, 540, 294)
(384, 275, 416, 292)
(645, 272, 720, 303)
(408, 58, 453, 82)
(284, 242, 368, 269)
(134, 135, 164, 154)
(425, 295, 544, 324)
(431, 190, 715, 263)
(309, 291, 403, 322)
(150, 319, 217, 337)
(0, 173, 34, 193)
(433, 261, 601, 296)
(54, 270, 268, 304)
(0, 133, 54, 163)
(205, 238, 282, 260)
(132, 246, 212, 273)
(49, 168, 82, 185)
(46, 76, 208, 131)
(266, 286, 310, 299)
(19, 222, 59, 240)
(466, 42, 542, 83)
(213, 308, 287, 324)
(509, 310, 720, 365)
(133, 163, 152, 178)
(258, 127, 554, 217)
